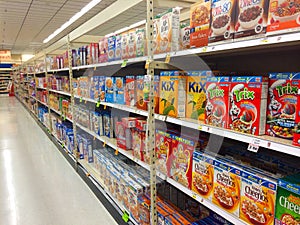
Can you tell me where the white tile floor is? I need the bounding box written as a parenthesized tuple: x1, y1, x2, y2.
(0, 96, 118, 225)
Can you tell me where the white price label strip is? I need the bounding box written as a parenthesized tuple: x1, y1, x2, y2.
(247, 138, 260, 152)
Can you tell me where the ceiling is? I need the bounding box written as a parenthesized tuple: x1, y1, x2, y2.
(0, 0, 196, 60)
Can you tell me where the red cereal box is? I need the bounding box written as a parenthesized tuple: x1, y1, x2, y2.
(266, 73, 300, 139)
(136, 119, 147, 131)
(121, 117, 137, 128)
(155, 130, 172, 174)
(229, 76, 269, 135)
(205, 76, 231, 128)
(116, 122, 132, 150)
(125, 75, 136, 107)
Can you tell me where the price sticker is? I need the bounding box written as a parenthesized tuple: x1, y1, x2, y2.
(247, 138, 260, 152)
(96, 101, 101, 108)
(145, 59, 150, 69)
(62, 143, 65, 148)
(103, 142, 106, 147)
(192, 193, 197, 199)
(165, 53, 171, 63)
(115, 149, 119, 155)
(198, 125, 203, 131)
(121, 60, 128, 68)
(63, 115, 66, 121)
(86, 173, 90, 177)
(80, 97, 83, 103)
(261, 38, 268, 43)
(202, 47, 207, 52)
(122, 211, 129, 223)
(93, 136, 96, 141)
(94, 66, 96, 71)
(104, 105, 106, 110)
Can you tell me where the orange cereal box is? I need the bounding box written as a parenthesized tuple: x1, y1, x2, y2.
(212, 159, 241, 217)
(192, 151, 214, 200)
(160, 71, 187, 118)
(240, 170, 277, 225)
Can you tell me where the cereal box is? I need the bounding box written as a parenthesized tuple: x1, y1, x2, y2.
(180, 23, 191, 50)
(234, 0, 269, 40)
(192, 151, 214, 200)
(165, 213, 193, 225)
(266, 73, 300, 139)
(107, 36, 116, 62)
(190, 0, 211, 48)
(167, 134, 195, 189)
(116, 121, 132, 150)
(114, 77, 125, 104)
(209, 0, 236, 44)
(127, 30, 136, 59)
(205, 76, 231, 128)
(132, 128, 143, 161)
(153, 15, 161, 54)
(136, 75, 148, 110)
(115, 35, 122, 60)
(136, 28, 146, 57)
(212, 160, 241, 217)
(121, 32, 128, 60)
(240, 170, 277, 225)
(160, 71, 187, 118)
(125, 75, 136, 107)
(275, 173, 300, 225)
(267, 0, 300, 35)
(229, 76, 269, 135)
(105, 77, 115, 103)
(103, 112, 113, 138)
(138, 195, 150, 225)
(186, 71, 211, 121)
(159, 8, 180, 53)
(99, 37, 108, 63)
(293, 88, 300, 146)
(155, 129, 172, 174)
(99, 76, 106, 102)
(89, 76, 99, 100)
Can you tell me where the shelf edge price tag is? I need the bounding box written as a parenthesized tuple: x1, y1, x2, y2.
(104, 104, 106, 110)
(247, 138, 260, 153)
(165, 53, 171, 63)
(80, 97, 83, 103)
(145, 59, 150, 69)
(103, 142, 106, 147)
(115, 148, 119, 156)
(192, 193, 197, 199)
(202, 47, 207, 52)
(121, 60, 128, 68)
(96, 101, 100, 108)
(122, 210, 129, 223)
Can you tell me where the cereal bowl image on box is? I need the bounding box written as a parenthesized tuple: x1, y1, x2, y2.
(239, 6, 264, 29)
(212, 14, 231, 35)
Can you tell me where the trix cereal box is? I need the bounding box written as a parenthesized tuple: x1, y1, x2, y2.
(267, 0, 300, 35)
(114, 77, 125, 105)
(229, 76, 268, 135)
(192, 151, 214, 200)
(155, 129, 172, 175)
(190, 0, 211, 48)
(160, 71, 187, 118)
(212, 160, 241, 217)
(240, 170, 277, 225)
(234, 0, 269, 40)
(186, 71, 212, 121)
(125, 75, 136, 107)
(209, 0, 236, 44)
(205, 76, 231, 128)
(266, 73, 300, 139)
(275, 173, 300, 225)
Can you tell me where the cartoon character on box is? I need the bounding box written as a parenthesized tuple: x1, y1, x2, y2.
(155, 130, 172, 174)
(266, 73, 300, 139)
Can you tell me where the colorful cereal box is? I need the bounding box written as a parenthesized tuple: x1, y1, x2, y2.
(121, 32, 128, 60)
(114, 77, 125, 104)
(89, 76, 99, 100)
(136, 28, 146, 57)
(234, 0, 269, 40)
(116, 122, 132, 150)
(153, 15, 161, 54)
(155, 129, 172, 174)
(192, 152, 214, 200)
(125, 75, 136, 107)
(115, 35, 122, 60)
(99, 37, 108, 63)
(105, 77, 115, 103)
(186, 71, 211, 121)
(99, 76, 106, 102)
(209, 0, 236, 44)
(267, 0, 300, 35)
(205, 76, 231, 128)
(165, 213, 193, 225)
(136, 75, 148, 110)
(240, 170, 277, 225)
(275, 173, 300, 225)
(190, 0, 211, 48)
(293, 88, 300, 146)
(107, 36, 116, 62)
(159, 8, 180, 53)
(212, 160, 241, 217)
(266, 73, 300, 139)
(138, 195, 150, 225)
(229, 76, 269, 135)
(127, 30, 136, 59)
(160, 71, 187, 118)
(180, 23, 191, 50)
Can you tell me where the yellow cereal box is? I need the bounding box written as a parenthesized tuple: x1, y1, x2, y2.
(186, 71, 212, 121)
(159, 71, 187, 118)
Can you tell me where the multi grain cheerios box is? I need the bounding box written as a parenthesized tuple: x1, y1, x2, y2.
(240, 170, 277, 225)
(160, 71, 187, 118)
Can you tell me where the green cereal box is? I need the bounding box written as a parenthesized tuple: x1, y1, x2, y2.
(275, 173, 300, 225)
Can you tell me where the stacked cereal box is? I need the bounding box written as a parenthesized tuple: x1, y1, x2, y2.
(180, 22, 190, 50)
(114, 77, 126, 105)
(136, 28, 146, 57)
(125, 75, 136, 107)
(293, 88, 300, 146)
(155, 129, 172, 174)
(99, 37, 108, 63)
(107, 36, 116, 62)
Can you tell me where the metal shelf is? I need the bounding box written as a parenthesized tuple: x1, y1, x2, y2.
(50, 107, 73, 123)
(36, 99, 48, 107)
(49, 89, 71, 96)
(36, 86, 47, 90)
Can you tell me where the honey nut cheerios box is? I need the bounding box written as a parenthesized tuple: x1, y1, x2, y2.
(240, 170, 277, 225)
(212, 159, 241, 217)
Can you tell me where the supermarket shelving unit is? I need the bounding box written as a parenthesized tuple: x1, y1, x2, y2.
(0, 68, 12, 95)
(14, 0, 300, 225)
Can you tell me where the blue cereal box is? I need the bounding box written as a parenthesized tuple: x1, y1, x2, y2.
(115, 35, 122, 60)
(114, 77, 125, 104)
(105, 77, 115, 103)
(99, 76, 106, 102)
(89, 76, 99, 100)
(107, 36, 116, 62)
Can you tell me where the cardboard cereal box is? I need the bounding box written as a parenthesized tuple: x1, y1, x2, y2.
(192, 151, 214, 200)
(89, 76, 99, 100)
(229, 76, 269, 135)
(136, 28, 146, 57)
(153, 15, 161, 54)
(267, 0, 300, 35)
(115, 35, 122, 60)
(155, 129, 172, 174)
(293, 88, 300, 146)
(99, 76, 105, 102)
(180, 23, 191, 50)
(125, 75, 136, 107)
(212, 159, 241, 217)
(160, 71, 187, 118)
(138, 195, 150, 225)
(186, 71, 212, 121)
(99, 37, 108, 63)
(121, 32, 128, 60)
(114, 77, 125, 105)
(266, 73, 300, 139)
(167, 134, 195, 189)
(209, 0, 236, 44)
(136, 75, 147, 110)
(275, 173, 300, 225)
(107, 36, 116, 62)
(234, 0, 269, 40)
(190, 0, 211, 48)
(105, 77, 115, 103)
(205, 76, 231, 128)
(240, 170, 277, 225)
(159, 8, 180, 53)
(127, 30, 136, 59)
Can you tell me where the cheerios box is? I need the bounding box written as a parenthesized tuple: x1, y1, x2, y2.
(114, 77, 125, 105)
(186, 71, 212, 121)
(240, 170, 277, 225)
(275, 173, 300, 225)
(155, 129, 172, 175)
(192, 151, 215, 201)
(160, 71, 187, 118)
(266, 73, 300, 140)
(212, 159, 241, 217)
(205, 76, 231, 128)
(105, 77, 115, 103)
(229, 76, 268, 135)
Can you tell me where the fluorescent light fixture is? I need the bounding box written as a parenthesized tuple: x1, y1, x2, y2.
(22, 54, 34, 62)
(43, 0, 102, 43)
(105, 19, 146, 37)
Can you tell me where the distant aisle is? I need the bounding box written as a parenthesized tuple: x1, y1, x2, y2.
(0, 96, 117, 225)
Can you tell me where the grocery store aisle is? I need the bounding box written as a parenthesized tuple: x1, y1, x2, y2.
(0, 96, 118, 225)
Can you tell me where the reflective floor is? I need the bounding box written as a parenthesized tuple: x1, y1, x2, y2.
(0, 96, 118, 225)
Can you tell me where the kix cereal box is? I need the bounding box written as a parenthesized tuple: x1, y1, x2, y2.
(229, 76, 268, 135)
(212, 160, 241, 217)
(266, 73, 300, 139)
(192, 151, 214, 200)
(125, 75, 136, 107)
(275, 173, 300, 225)
(186, 71, 212, 121)
(155, 129, 172, 175)
(190, 0, 211, 48)
(160, 71, 187, 118)
(114, 77, 125, 105)
(240, 170, 277, 225)
(205, 76, 231, 128)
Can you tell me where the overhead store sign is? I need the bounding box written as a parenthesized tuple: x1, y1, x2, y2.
(0, 50, 11, 61)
